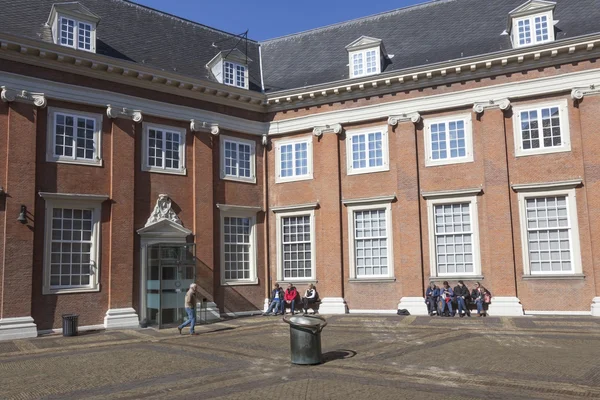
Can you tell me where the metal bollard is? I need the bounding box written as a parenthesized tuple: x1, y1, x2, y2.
(283, 315, 327, 365)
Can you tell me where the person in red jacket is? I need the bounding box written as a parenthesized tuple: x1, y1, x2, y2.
(283, 283, 298, 315)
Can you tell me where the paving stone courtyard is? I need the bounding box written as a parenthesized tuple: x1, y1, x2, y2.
(2, 315, 600, 399)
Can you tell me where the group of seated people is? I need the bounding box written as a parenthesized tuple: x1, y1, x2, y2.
(262, 283, 319, 316)
(426, 280, 492, 317)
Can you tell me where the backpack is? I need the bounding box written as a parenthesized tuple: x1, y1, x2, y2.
(397, 309, 410, 316)
(313, 289, 319, 301)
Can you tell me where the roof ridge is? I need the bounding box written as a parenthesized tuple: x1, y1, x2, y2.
(259, 0, 456, 43)
(112, 0, 259, 43)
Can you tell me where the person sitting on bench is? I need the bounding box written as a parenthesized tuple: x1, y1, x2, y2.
(263, 283, 284, 316)
(453, 280, 471, 317)
(283, 283, 298, 315)
(438, 281, 454, 317)
(425, 282, 440, 316)
(301, 283, 319, 314)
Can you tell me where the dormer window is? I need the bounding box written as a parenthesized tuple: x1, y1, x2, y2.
(207, 50, 250, 90)
(346, 36, 386, 79)
(508, 0, 556, 48)
(48, 2, 100, 53)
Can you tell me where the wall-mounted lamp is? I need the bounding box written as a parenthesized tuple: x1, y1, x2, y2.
(17, 205, 27, 224)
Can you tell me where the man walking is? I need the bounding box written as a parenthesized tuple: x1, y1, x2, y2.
(178, 283, 200, 335)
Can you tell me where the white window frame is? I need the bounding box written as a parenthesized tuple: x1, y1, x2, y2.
(512, 11, 555, 48)
(349, 47, 381, 78)
(56, 16, 96, 53)
(41, 193, 105, 295)
(141, 123, 186, 175)
(345, 126, 389, 175)
(275, 208, 316, 283)
(46, 107, 103, 166)
(223, 61, 249, 89)
(427, 195, 482, 278)
(219, 208, 258, 286)
(424, 114, 474, 167)
(517, 187, 582, 276)
(274, 136, 313, 183)
(347, 202, 394, 280)
(219, 135, 256, 183)
(512, 99, 571, 157)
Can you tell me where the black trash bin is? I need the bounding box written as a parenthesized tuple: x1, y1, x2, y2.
(283, 315, 327, 365)
(62, 314, 79, 337)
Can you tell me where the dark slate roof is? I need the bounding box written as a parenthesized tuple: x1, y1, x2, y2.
(0, 0, 262, 91)
(260, 0, 600, 92)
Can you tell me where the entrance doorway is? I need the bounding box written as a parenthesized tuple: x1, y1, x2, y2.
(146, 243, 196, 329)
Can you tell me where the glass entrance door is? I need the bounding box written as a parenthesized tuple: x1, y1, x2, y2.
(146, 243, 196, 329)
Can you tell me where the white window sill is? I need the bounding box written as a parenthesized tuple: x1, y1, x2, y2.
(43, 286, 100, 295)
(349, 277, 396, 283)
(275, 175, 313, 184)
(142, 167, 187, 176)
(46, 157, 103, 167)
(522, 274, 584, 280)
(515, 145, 571, 158)
(347, 165, 389, 176)
(277, 278, 316, 284)
(513, 39, 554, 49)
(425, 156, 474, 168)
(221, 279, 259, 286)
(221, 175, 257, 184)
(429, 275, 484, 282)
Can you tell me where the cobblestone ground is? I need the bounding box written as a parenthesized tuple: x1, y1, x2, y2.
(2, 315, 600, 399)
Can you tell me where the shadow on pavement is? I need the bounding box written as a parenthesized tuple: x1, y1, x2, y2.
(322, 349, 357, 363)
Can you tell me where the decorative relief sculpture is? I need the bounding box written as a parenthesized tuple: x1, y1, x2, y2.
(106, 104, 143, 122)
(145, 194, 182, 227)
(0, 87, 47, 108)
(472, 98, 511, 114)
(571, 85, 600, 100)
(387, 112, 421, 126)
(190, 119, 220, 135)
(312, 123, 343, 137)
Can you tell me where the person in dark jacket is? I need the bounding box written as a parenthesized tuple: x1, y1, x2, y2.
(263, 283, 284, 316)
(453, 280, 471, 317)
(425, 282, 440, 316)
(438, 281, 454, 317)
(471, 282, 491, 317)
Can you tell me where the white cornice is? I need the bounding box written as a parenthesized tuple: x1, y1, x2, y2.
(38, 192, 109, 202)
(106, 104, 142, 122)
(387, 112, 421, 126)
(270, 202, 319, 213)
(312, 123, 343, 137)
(511, 179, 583, 191)
(1, 86, 46, 108)
(473, 98, 511, 114)
(421, 188, 483, 199)
(571, 85, 600, 100)
(342, 195, 396, 206)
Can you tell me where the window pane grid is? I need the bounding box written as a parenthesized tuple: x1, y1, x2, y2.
(147, 128, 181, 170)
(526, 196, 573, 273)
(78, 22, 92, 50)
(518, 18, 532, 45)
(282, 216, 312, 279)
(354, 209, 388, 277)
(236, 65, 246, 88)
(50, 208, 94, 288)
(60, 18, 75, 46)
(351, 132, 384, 169)
(353, 53, 364, 76)
(223, 217, 251, 280)
(366, 50, 378, 74)
(434, 203, 474, 275)
(224, 140, 251, 179)
(279, 141, 309, 179)
(534, 15, 549, 42)
(520, 106, 561, 150)
(430, 120, 466, 161)
(224, 62, 234, 85)
(54, 113, 96, 160)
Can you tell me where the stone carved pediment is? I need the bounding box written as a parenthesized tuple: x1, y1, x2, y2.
(145, 194, 182, 227)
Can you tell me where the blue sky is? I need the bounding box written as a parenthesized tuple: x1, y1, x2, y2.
(133, 0, 428, 41)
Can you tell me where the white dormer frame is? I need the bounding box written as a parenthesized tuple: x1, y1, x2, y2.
(47, 2, 101, 53)
(346, 36, 386, 79)
(206, 49, 251, 90)
(507, 0, 557, 49)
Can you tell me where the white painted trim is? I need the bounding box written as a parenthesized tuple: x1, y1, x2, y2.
(512, 99, 571, 157)
(421, 188, 483, 199)
(141, 123, 187, 175)
(219, 135, 257, 184)
(104, 308, 139, 329)
(511, 10, 555, 49)
(267, 68, 600, 135)
(223, 310, 262, 317)
(274, 136, 314, 183)
(46, 107, 103, 166)
(423, 113, 474, 167)
(516, 187, 583, 276)
(216, 204, 262, 214)
(346, 201, 394, 280)
(511, 179, 582, 191)
(275, 208, 316, 282)
(219, 210, 258, 286)
(342, 195, 396, 206)
(591, 297, 600, 317)
(345, 125, 390, 175)
(38, 323, 105, 335)
(271, 202, 319, 213)
(347, 309, 397, 314)
(40, 194, 104, 295)
(0, 317, 37, 341)
(426, 195, 482, 278)
(525, 310, 591, 315)
(349, 47, 381, 79)
(0, 71, 267, 135)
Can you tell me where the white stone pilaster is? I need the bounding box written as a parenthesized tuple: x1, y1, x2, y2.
(486, 296, 524, 316)
(104, 308, 139, 329)
(0, 316, 37, 341)
(591, 297, 600, 317)
(318, 297, 348, 314)
(196, 301, 220, 323)
(397, 297, 429, 315)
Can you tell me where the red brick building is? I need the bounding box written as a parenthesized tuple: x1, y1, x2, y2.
(1, 0, 600, 340)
